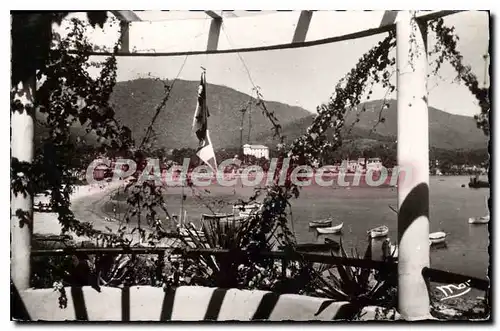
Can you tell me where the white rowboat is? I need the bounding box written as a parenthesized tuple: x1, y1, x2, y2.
(316, 223, 343, 235)
(309, 218, 333, 228)
(468, 215, 490, 224)
(367, 225, 389, 238)
(429, 231, 447, 245)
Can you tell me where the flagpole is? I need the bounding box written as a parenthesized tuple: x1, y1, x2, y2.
(181, 173, 184, 227)
(239, 108, 246, 157)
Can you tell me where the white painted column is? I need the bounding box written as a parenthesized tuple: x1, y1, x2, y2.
(396, 11, 430, 320)
(11, 77, 36, 290)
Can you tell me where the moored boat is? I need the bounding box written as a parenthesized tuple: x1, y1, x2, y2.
(429, 231, 447, 245)
(468, 215, 490, 224)
(316, 222, 343, 235)
(309, 218, 333, 228)
(367, 225, 389, 238)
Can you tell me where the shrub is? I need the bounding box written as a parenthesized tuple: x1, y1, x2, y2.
(311, 239, 397, 309)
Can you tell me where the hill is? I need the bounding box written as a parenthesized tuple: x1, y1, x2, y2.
(256, 99, 488, 150)
(108, 79, 487, 151)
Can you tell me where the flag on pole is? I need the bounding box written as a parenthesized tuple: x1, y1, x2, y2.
(192, 71, 217, 172)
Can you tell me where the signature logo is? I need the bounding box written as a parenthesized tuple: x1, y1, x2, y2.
(436, 280, 471, 301)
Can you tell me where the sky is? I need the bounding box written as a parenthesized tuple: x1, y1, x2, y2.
(57, 10, 490, 117)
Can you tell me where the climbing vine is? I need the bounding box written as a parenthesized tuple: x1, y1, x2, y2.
(428, 17, 490, 136)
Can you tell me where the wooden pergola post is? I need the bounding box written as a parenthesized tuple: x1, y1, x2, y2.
(396, 11, 431, 320)
(11, 76, 36, 291)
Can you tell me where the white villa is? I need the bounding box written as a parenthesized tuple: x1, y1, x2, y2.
(243, 144, 270, 160)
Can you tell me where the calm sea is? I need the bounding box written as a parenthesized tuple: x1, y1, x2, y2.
(288, 176, 490, 279)
(110, 176, 490, 279)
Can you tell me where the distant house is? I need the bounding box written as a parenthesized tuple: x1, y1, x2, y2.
(243, 144, 269, 160)
(366, 157, 383, 172)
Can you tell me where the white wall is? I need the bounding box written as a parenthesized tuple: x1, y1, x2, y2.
(18, 285, 356, 321)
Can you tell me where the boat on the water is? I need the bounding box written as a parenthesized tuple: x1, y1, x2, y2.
(429, 231, 447, 245)
(468, 175, 489, 188)
(309, 218, 333, 228)
(324, 238, 341, 249)
(367, 225, 389, 238)
(468, 215, 490, 224)
(202, 213, 234, 219)
(316, 222, 343, 235)
(233, 203, 262, 217)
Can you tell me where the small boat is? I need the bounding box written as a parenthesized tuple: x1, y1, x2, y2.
(289, 243, 338, 252)
(429, 231, 447, 245)
(316, 223, 343, 235)
(468, 215, 490, 224)
(309, 218, 333, 228)
(468, 175, 489, 188)
(367, 225, 389, 238)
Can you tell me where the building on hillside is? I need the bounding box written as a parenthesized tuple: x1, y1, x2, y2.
(243, 144, 269, 160)
(366, 157, 383, 172)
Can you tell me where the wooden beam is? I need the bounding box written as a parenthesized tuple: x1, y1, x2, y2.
(207, 17, 222, 51)
(223, 11, 238, 18)
(111, 10, 141, 22)
(292, 10, 313, 43)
